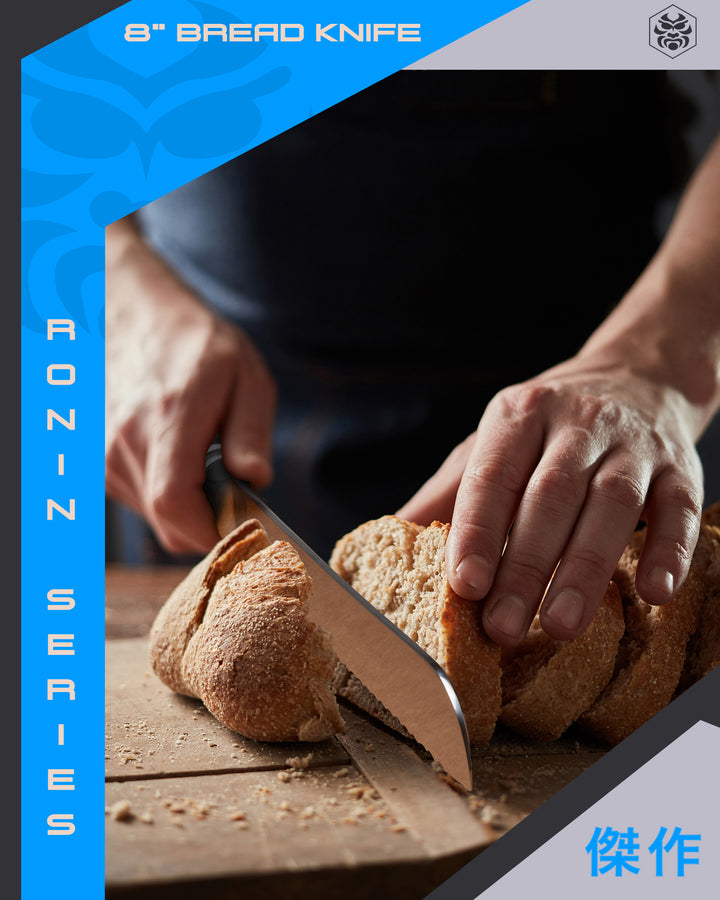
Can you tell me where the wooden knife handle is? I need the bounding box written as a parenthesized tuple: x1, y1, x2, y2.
(204, 441, 250, 537)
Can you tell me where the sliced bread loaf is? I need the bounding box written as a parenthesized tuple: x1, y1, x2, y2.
(578, 525, 710, 745)
(500, 581, 624, 742)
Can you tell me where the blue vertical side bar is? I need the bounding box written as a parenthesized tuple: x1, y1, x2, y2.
(20, 2, 531, 897)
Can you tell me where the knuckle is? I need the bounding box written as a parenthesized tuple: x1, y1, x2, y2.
(505, 552, 553, 592)
(464, 452, 527, 498)
(590, 468, 645, 512)
(567, 546, 610, 582)
(147, 483, 181, 521)
(492, 382, 555, 421)
(649, 535, 693, 568)
(157, 388, 183, 420)
(529, 465, 585, 512)
(657, 478, 703, 519)
(451, 519, 502, 557)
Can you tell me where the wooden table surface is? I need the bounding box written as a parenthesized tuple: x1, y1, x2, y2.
(106, 565, 607, 899)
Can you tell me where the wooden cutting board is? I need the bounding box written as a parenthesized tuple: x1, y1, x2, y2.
(105, 566, 607, 899)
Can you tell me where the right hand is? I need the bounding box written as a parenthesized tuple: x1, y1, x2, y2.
(105, 217, 277, 554)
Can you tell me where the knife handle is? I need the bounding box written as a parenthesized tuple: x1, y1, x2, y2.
(204, 440, 250, 538)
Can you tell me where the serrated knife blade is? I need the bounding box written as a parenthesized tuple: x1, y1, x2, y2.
(204, 442, 472, 789)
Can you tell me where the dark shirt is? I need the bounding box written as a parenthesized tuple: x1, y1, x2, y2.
(137, 71, 686, 557)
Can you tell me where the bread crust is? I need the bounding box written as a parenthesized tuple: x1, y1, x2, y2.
(149, 519, 271, 695)
(500, 582, 624, 742)
(330, 516, 501, 746)
(149, 521, 344, 742)
(578, 526, 707, 746)
(182, 541, 344, 741)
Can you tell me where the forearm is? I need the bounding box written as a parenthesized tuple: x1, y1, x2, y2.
(579, 135, 720, 435)
(105, 214, 277, 553)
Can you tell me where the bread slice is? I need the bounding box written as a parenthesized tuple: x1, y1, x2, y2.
(702, 499, 720, 529)
(330, 516, 501, 746)
(677, 521, 720, 691)
(150, 521, 344, 742)
(578, 526, 709, 746)
(500, 582, 624, 742)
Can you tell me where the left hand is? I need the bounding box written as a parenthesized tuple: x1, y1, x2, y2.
(397, 353, 704, 647)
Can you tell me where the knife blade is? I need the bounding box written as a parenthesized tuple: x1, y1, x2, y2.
(204, 441, 472, 789)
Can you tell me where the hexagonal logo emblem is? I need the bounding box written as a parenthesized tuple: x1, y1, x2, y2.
(650, 6, 697, 58)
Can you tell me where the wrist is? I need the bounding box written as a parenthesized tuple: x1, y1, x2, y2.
(578, 267, 720, 434)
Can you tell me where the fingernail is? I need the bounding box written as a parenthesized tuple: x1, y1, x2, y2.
(544, 589, 585, 632)
(485, 595, 528, 640)
(455, 554, 492, 596)
(648, 567, 674, 596)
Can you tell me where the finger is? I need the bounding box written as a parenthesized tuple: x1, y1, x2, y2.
(105, 426, 149, 514)
(396, 436, 474, 525)
(105, 461, 144, 516)
(145, 435, 221, 554)
(539, 453, 650, 640)
(143, 399, 225, 554)
(481, 431, 599, 645)
(221, 350, 277, 490)
(634, 468, 702, 604)
(446, 398, 544, 601)
(105, 442, 138, 508)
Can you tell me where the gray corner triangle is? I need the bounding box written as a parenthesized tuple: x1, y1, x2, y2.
(426, 666, 720, 899)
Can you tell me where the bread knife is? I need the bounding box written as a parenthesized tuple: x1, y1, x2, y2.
(204, 441, 473, 789)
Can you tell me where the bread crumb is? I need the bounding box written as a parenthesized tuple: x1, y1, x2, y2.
(333, 767, 351, 778)
(299, 806, 316, 820)
(391, 824, 407, 833)
(347, 786, 376, 801)
(110, 801, 133, 822)
(285, 754, 313, 769)
(138, 812, 154, 825)
(235, 821, 249, 830)
(277, 771, 290, 783)
(227, 810, 246, 821)
(479, 807, 505, 829)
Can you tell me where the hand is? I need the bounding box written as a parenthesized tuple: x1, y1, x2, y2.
(105, 219, 277, 554)
(397, 355, 704, 647)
